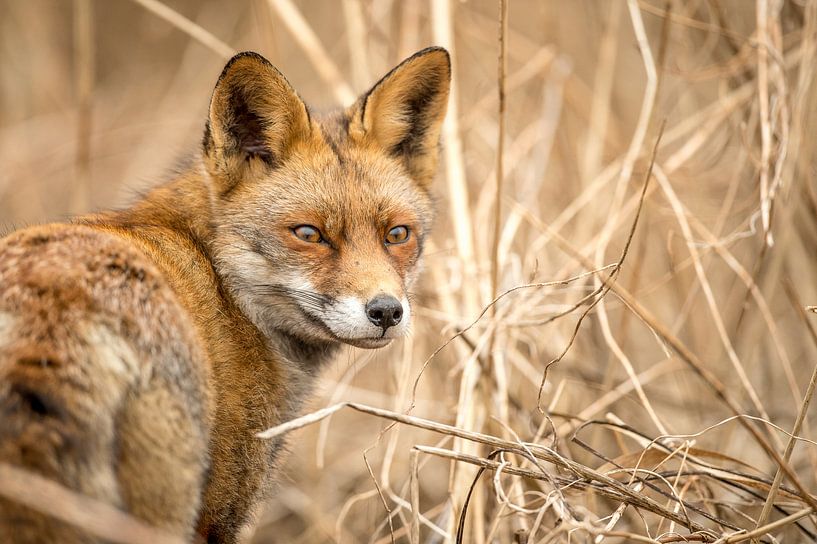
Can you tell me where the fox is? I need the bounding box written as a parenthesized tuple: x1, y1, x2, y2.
(0, 46, 450, 543)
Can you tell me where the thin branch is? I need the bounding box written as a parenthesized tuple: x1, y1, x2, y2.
(129, 0, 235, 59)
(266, 0, 355, 104)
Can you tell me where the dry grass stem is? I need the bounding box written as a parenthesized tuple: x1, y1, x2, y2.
(266, 0, 355, 104)
(753, 282, 817, 534)
(72, 0, 93, 214)
(129, 0, 235, 59)
(6, 2, 817, 541)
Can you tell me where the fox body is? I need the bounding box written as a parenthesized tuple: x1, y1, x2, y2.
(0, 48, 450, 542)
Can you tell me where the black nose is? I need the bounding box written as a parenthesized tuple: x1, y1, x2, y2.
(366, 295, 403, 330)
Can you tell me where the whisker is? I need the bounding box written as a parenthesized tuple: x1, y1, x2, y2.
(253, 284, 333, 305)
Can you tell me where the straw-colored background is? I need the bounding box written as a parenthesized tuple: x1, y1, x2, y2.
(3, 0, 817, 542)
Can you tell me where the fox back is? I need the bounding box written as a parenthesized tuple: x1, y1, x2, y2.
(0, 47, 450, 543)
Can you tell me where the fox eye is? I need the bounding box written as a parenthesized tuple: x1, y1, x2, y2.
(385, 225, 410, 245)
(292, 225, 323, 243)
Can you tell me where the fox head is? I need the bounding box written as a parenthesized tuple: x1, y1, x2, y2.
(202, 48, 450, 350)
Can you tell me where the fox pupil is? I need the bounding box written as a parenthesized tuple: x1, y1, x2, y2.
(293, 225, 322, 243)
(385, 225, 409, 245)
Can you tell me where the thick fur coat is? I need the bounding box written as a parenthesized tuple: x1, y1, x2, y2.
(0, 47, 450, 543)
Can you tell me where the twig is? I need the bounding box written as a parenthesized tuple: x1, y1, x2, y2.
(409, 449, 421, 544)
(72, 0, 93, 214)
(491, 0, 508, 313)
(520, 215, 817, 514)
(257, 403, 711, 533)
(723, 507, 813, 543)
(536, 121, 665, 410)
(582, 0, 622, 181)
(584, 0, 665, 433)
(756, 0, 773, 245)
(652, 165, 774, 427)
(488, 0, 509, 385)
(410, 265, 617, 406)
(341, 0, 371, 90)
(753, 281, 817, 532)
(266, 0, 355, 104)
(129, 0, 234, 59)
(430, 0, 478, 317)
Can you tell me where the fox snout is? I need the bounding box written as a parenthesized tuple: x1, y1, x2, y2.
(308, 288, 411, 349)
(365, 294, 403, 331)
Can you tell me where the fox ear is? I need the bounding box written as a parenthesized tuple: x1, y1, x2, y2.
(350, 47, 451, 187)
(203, 52, 311, 194)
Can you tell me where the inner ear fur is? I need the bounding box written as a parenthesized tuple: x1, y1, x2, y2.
(350, 47, 451, 187)
(203, 51, 311, 194)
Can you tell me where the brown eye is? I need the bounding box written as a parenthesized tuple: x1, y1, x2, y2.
(293, 225, 323, 243)
(385, 225, 409, 245)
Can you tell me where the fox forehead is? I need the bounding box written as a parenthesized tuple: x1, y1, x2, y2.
(226, 117, 435, 235)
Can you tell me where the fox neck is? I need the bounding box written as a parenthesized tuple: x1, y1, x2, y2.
(100, 168, 341, 369)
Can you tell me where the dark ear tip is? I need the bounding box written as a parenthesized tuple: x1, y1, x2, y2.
(411, 46, 451, 74)
(215, 51, 275, 87)
(418, 47, 451, 84)
(415, 45, 450, 58)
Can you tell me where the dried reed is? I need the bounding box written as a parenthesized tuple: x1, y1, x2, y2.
(2, 1, 817, 543)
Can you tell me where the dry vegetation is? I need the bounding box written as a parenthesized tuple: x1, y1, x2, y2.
(3, 0, 817, 542)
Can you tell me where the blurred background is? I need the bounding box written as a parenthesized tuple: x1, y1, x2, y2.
(3, 0, 817, 542)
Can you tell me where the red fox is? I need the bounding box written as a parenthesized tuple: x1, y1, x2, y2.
(0, 47, 450, 542)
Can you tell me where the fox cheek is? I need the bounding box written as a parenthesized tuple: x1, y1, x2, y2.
(202, 52, 312, 196)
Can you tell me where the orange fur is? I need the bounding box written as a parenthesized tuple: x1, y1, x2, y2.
(0, 48, 449, 543)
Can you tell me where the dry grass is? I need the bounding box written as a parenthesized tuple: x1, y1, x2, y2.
(3, 0, 817, 542)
